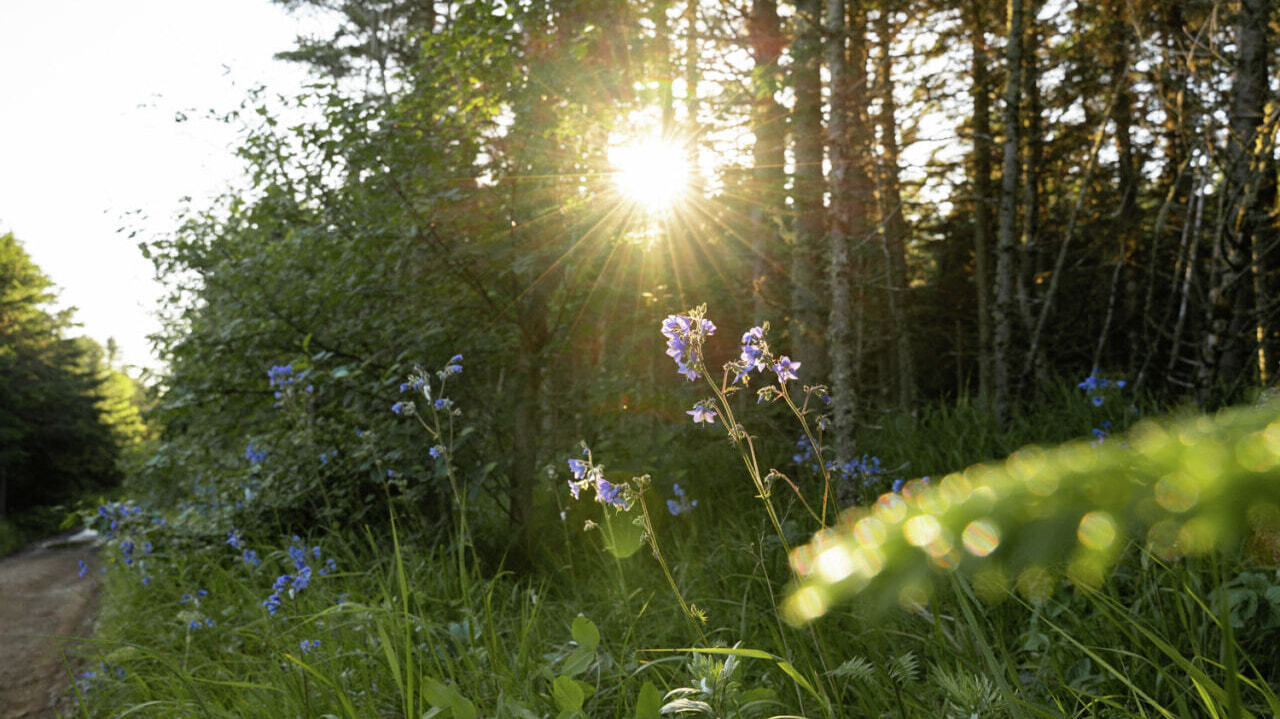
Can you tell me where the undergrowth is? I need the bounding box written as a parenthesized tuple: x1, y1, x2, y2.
(65, 318, 1280, 718)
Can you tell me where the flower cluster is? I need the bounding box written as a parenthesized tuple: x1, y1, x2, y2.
(394, 354, 463, 414)
(244, 443, 267, 464)
(732, 326, 768, 384)
(268, 363, 312, 406)
(440, 354, 463, 377)
(268, 364, 296, 388)
(662, 312, 716, 381)
(667, 483, 697, 516)
(566, 448, 628, 509)
(73, 663, 125, 701)
(91, 502, 153, 585)
(1078, 370, 1126, 407)
(300, 639, 322, 653)
(829, 455, 884, 484)
(262, 538, 337, 616)
(724, 322, 802, 390)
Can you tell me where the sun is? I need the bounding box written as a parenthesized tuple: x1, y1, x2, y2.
(609, 137, 691, 213)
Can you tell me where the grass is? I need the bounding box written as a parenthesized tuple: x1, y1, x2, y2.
(65, 385, 1280, 718)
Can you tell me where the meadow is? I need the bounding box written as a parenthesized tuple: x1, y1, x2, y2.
(67, 312, 1280, 718)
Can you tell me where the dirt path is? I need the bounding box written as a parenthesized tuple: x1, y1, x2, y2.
(0, 535, 99, 719)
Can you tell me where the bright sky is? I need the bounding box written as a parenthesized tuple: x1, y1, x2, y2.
(0, 0, 323, 376)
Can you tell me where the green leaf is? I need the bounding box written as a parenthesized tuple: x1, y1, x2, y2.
(634, 682, 662, 719)
(551, 674, 585, 714)
(571, 615, 599, 651)
(560, 646, 595, 677)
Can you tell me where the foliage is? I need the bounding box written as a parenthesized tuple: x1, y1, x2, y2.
(0, 233, 126, 519)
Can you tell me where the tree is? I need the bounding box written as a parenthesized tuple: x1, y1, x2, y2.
(0, 233, 121, 518)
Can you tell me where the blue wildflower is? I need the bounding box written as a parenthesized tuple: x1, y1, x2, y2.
(300, 639, 321, 652)
(433, 398, 453, 410)
(772, 356, 800, 383)
(244, 444, 267, 464)
(268, 364, 296, 388)
(78, 560, 88, 578)
(567, 458, 588, 480)
(666, 483, 698, 515)
(661, 313, 715, 382)
(595, 478, 626, 508)
(686, 400, 717, 424)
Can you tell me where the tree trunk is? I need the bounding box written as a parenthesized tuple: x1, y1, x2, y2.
(1203, 0, 1271, 404)
(749, 0, 786, 319)
(826, 0, 856, 465)
(993, 0, 1024, 421)
(874, 4, 914, 410)
(789, 0, 827, 377)
(968, 0, 994, 401)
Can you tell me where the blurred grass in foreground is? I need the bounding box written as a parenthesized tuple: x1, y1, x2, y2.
(786, 400, 1280, 622)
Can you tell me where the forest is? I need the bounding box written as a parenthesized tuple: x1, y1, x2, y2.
(0, 233, 147, 554)
(42, 0, 1280, 717)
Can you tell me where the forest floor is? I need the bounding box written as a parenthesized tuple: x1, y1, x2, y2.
(0, 532, 98, 719)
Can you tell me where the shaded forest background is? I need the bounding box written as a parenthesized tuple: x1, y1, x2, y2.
(123, 0, 1278, 553)
(0, 233, 148, 545)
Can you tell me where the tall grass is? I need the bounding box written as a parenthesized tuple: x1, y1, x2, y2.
(68, 334, 1280, 717)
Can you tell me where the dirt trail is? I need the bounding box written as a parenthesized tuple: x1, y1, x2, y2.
(0, 536, 99, 719)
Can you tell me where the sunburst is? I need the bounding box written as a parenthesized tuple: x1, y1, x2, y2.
(608, 137, 691, 213)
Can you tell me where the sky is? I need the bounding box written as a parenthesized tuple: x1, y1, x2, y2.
(0, 0, 325, 376)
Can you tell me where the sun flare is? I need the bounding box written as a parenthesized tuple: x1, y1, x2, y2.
(609, 138, 690, 213)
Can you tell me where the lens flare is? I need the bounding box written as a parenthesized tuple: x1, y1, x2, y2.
(609, 138, 690, 212)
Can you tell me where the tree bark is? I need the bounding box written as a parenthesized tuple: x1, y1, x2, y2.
(827, 0, 855, 464)
(789, 0, 827, 377)
(1203, 0, 1271, 404)
(749, 0, 786, 319)
(875, 4, 915, 410)
(969, 0, 994, 401)
(993, 0, 1024, 421)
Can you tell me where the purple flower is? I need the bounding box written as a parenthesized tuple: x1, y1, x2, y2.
(667, 483, 698, 515)
(568, 458, 588, 480)
(568, 479, 581, 500)
(687, 401, 717, 424)
(244, 444, 267, 464)
(1092, 395, 1104, 407)
(661, 313, 715, 382)
(772, 356, 800, 383)
(595, 478, 626, 508)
